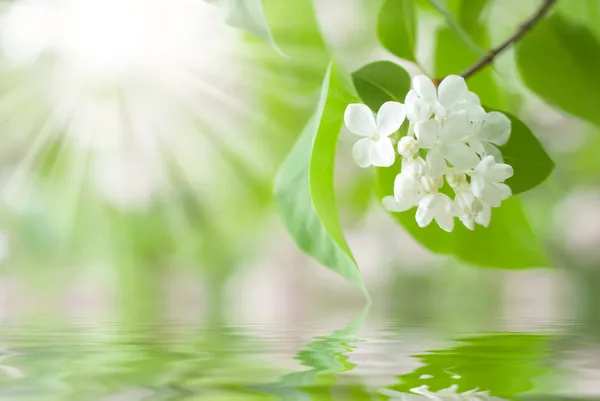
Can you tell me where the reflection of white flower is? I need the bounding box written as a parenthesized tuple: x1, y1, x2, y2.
(471, 155, 513, 207)
(344, 102, 406, 168)
(381, 385, 507, 400)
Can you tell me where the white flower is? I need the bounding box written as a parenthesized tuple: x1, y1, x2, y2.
(380, 385, 507, 400)
(415, 112, 479, 177)
(471, 155, 513, 207)
(416, 192, 455, 232)
(345, 102, 406, 168)
(405, 75, 470, 123)
(449, 91, 487, 122)
(454, 189, 491, 230)
(382, 157, 426, 212)
(403, 156, 426, 178)
(468, 112, 511, 162)
(397, 136, 420, 158)
(383, 174, 421, 213)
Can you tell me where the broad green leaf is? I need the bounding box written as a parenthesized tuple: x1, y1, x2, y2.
(208, 0, 283, 55)
(378, 0, 417, 61)
(457, 0, 491, 32)
(376, 162, 548, 268)
(517, 15, 600, 127)
(423, 0, 486, 57)
(495, 110, 555, 194)
(274, 65, 366, 292)
(384, 334, 551, 398)
(352, 61, 411, 110)
(556, 0, 600, 41)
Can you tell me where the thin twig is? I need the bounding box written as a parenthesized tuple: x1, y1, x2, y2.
(460, 0, 557, 80)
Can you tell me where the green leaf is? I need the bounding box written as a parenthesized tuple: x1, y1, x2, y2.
(376, 162, 548, 268)
(494, 110, 555, 194)
(517, 15, 600, 127)
(275, 65, 366, 292)
(352, 61, 411, 110)
(556, 0, 600, 41)
(424, 0, 486, 57)
(209, 0, 283, 55)
(385, 334, 551, 398)
(378, 0, 417, 61)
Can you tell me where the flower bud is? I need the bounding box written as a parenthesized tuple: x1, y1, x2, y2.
(397, 136, 420, 158)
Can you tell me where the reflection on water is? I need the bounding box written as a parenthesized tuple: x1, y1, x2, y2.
(0, 314, 593, 401)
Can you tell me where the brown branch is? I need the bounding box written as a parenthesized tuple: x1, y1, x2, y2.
(460, 0, 557, 80)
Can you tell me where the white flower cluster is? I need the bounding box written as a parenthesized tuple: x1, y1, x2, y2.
(344, 75, 514, 232)
(381, 385, 507, 400)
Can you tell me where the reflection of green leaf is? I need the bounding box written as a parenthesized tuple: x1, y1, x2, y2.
(378, 0, 417, 61)
(494, 110, 555, 195)
(257, 309, 368, 399)
(376, 161, 548, 268)
(275, 65, 366, 292)
(385, 334, 551, 399)
(352, 61, 411, 110)
(517, 15, 600, 127)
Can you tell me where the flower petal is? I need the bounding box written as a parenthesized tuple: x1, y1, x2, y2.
(475, 203, 492, 227)
(467, 91, 481, 105)
(352, 138, 374, 168)
(394, 174, 421, 202)
(441, 112, 471, 142)
(382, 196, 414, 212)
(344, 104, 376, 137)
(433, 193, 455, 232)
(473, 155, 495, 176)
(486, 163, 514, 182)
(460, 216, 475, 230)
(415, 194, 436, 227)
(406, 91, 433, 122)
(426, 147, 447, 178)
(468, 137, 486, 155)
(474, 180, 503, 207)
(441, 142, 480, 171)
(452, 102, 486, 122)
(482, 142, 504, 163)
(369, 137, 395, 167)
(438, 75, 468, 110)
(480, 111, 511, 146)
(402, 156, 426, 178)
(497, 183, 512, 200)
(377, 101, 406, 136)
(413, 75, 436, 102)
(414, 119, 440, 148)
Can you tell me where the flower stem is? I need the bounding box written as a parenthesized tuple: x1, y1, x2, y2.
(460, 0, 557, 80)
